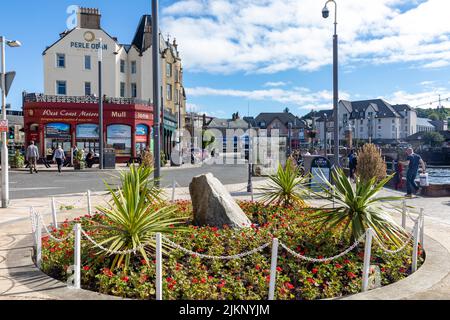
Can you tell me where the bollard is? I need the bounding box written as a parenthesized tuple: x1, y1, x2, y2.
(51, 197, 58, 230)
(412, 220, 420, 273)
(87, 190, 92, 216)
(419, 208, 424, 250)
(36, 214, 42, 269)
(155, 233, 163, 300)
(73, 224, 81, 289)
(251, 187, 254, 202)
(361, 229, 373, 292)
(268, 238, 279, 300)
(171, 181, 176, 203)
(401, 200, 406, 229)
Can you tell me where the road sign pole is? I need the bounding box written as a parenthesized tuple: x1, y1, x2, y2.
(1, 36, 10, 208)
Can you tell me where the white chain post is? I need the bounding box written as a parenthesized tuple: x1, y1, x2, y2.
(401, 200, 406, 229)
(171, 180, 176, 203)
(87, 190, 92, 215)
(412, 220, 420, 273)
(73, 224, 81, 289)
(36, 214, 42, 269)
(51, 197, 58, 230)
(362, 228, 373, 292)
(268, 238, 279, 301)
(155, 233, 163, 300)
(419, 208, 424, 250)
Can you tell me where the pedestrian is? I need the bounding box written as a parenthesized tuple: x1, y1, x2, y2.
(53, 145, 66, 173)
(348, 149, 357, 180)
(26, 141, 39, 174)
(401, 147, 426, 198)
(393, 159, 404, 190)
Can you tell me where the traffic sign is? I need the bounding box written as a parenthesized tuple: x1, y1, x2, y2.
(0, 120, 8, 133)
(0, 71, 16, 97)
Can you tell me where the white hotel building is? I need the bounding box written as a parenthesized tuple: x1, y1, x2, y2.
(24, 7, 186, 161)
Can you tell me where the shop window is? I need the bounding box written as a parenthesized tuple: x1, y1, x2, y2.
(45, 123, 72, 158)
(136, 124, 149, 156)
(77, 124, 100, 155)
(107, 124, 132, 156)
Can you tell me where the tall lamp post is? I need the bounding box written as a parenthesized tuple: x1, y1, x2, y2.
(322, 0, 340, 167)
(152, 0, 161, 186)
(0, 36, 21, 208)
(97, 38, 104, 169)
(323, 113, 328, 155)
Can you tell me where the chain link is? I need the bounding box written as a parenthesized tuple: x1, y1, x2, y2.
(279, 232, 366, 262)
(31, 208, 74, 243)
(161, 235, 271, 260)
(81, 229, 150, 255)
(373, 222, 417, 254)
(54, 193, 88, 208)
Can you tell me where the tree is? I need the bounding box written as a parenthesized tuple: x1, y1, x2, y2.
(428, 112, 440, 121)
(356, 143, 387, 183)
(422, 131, 445, 147)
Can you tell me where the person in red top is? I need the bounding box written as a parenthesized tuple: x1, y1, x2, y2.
(394, 159, 404, 190)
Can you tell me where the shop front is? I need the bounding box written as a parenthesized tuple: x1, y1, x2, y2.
(23, 96, 154, 163)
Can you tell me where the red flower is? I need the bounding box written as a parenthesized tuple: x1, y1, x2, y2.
(121, 276, 129, 283)
(201, 278, 207, 284)
(255, 264, 261, 271)
(335, 263, 343, 269)
(343, 259, 351, 264)
(192, 278, 199, 284)
(307, 278, 315, 284)
(312, 268, 318, 274)
(217, 280, 226, 289)
(208, 276, 214, 280)
(276, 267, 282, 272)
(83, 266, 90, 271)
(102, 268, 113, 277)
(285, 282, 295, 290)
(347, 272, 356, 279)
(140, 259, 147, 265)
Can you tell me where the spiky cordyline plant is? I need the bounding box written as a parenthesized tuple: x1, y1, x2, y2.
(258, 159, 309, 208)
(309, 168, 408, 246)
(93, 165, 186, 272)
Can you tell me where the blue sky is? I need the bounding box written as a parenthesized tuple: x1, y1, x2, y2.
(1, 0, 450, 117)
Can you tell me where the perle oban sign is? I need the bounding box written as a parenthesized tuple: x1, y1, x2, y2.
(70, 42, 108, 50)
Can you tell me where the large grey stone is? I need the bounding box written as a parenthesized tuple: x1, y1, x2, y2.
(189, 173, 252, 229)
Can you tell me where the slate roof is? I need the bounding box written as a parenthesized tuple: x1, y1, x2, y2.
(254, 112, 307, 129)
(406, 130, 450, 141)
(416, 118, 435, 127)
(314, 110, 334, 122)
(341, 99, 402, 119)
(207, 118, 249, 129)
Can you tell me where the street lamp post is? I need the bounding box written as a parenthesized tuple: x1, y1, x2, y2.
(322, 0, 340, 167)
(97, 38, 104, 169)
(247, 121, 253, 193)
(323, 113, 328, 155)
(0, 36, 21, 208)
(152, 0, 161, 186)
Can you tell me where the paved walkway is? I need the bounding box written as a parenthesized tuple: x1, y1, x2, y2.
(0, 181, 449, 300)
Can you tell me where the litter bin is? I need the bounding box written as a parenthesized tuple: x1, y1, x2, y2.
(103, 148, 116, 169)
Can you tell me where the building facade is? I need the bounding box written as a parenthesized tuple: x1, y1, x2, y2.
(24, 7, 186, 162)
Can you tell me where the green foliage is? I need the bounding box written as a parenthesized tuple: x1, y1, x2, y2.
(258, 158, 309, 208)
(416, 107, 450, 121)
(93, 165, 186, 272)
(422, 131, 445, 147)
(40, 201, 424, 300)
(11, 150, 24, 168)
(309, 168, 408, 246)
(356, 143, 387, 183)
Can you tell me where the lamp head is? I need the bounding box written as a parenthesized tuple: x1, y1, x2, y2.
(322, 5, 329, 19)
(6, 40, 21, 47)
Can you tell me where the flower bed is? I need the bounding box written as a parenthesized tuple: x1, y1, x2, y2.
(39, 201, 424, 300)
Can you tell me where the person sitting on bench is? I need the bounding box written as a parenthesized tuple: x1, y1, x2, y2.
(86, 150, 95, 168)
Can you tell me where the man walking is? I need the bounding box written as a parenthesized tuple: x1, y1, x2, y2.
(402, 148, 426, 198)
(26, 141, 39, 174)
(53, 145, 66, 173)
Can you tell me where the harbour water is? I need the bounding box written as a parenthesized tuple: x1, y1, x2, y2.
(426, 167, 450, 185)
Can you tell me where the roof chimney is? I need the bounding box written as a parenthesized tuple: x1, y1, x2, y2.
(77, 7, 101, 29)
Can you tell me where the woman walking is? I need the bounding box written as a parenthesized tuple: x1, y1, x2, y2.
(53, 146, 66, 173)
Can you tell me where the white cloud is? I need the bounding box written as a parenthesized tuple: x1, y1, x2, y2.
(161, 0, 450, 74)
(389, 88, 450, 108)
(264, 81, 288, 87)
(186, 85, 349, 110)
